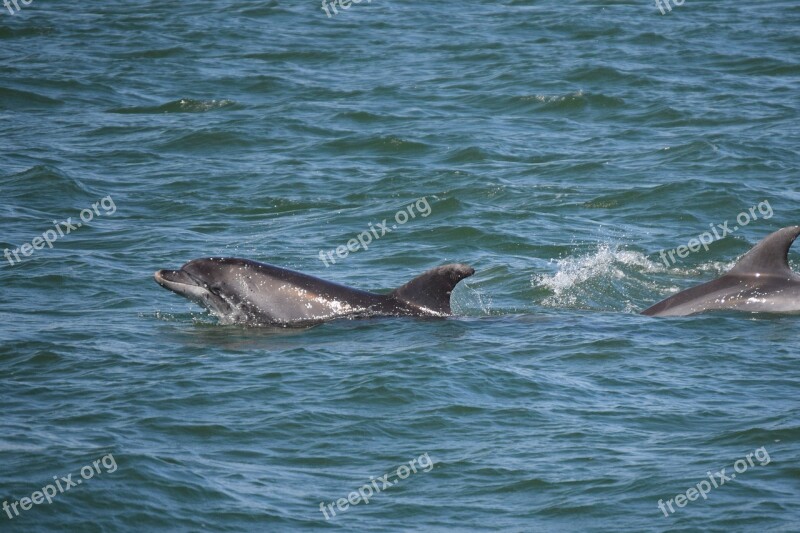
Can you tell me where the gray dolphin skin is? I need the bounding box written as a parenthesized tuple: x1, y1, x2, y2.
(154, 258, 475, 326)
(642, 226, 800, 317)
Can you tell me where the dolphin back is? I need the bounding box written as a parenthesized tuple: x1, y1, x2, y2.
(642, 226, 800, 317)
(156, 257, 476, 326)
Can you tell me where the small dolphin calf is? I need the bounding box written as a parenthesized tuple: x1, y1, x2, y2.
(642, 226, 800, 317)
(154, 258, 474, 326)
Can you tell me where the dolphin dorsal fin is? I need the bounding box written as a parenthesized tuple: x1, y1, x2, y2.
(390, 264, 475, 315)
(728, 226, 800, 277)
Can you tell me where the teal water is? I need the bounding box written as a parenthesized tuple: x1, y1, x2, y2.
(2, 1, 799, 531)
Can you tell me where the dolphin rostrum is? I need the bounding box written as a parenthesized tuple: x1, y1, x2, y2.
(154, 258, 475, 326)
(642, 226, 800, 317)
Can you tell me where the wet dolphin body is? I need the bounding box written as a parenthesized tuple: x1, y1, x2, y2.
(642, 226, 800, 317)
(154, 258, 474, 326)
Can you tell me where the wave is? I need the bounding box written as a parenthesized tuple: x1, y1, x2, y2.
(532, 243, 736, 313)
(0, 86, 62, 109)
(108, 99, 239, 114)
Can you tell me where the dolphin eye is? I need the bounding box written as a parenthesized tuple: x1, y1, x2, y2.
(205, 283, 225, 294)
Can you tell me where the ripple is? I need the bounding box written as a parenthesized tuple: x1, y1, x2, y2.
(108, 99, 239, 114)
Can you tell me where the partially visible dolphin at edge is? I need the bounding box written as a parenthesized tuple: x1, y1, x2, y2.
(154, 258, 474, 326)
(642, 226, 800, 317)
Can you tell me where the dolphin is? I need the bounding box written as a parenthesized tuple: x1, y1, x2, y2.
(642, 226, 800, 317)
(154, 258, 474, 326)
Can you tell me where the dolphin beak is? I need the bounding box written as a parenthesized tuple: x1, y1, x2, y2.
(154, 267, 234, 320)
(154, 269, 199, 293)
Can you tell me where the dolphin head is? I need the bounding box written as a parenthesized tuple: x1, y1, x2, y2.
(154, 258, 250, 323)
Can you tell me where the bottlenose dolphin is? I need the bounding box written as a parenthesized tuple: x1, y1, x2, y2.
(642, 226, 800, 317)
(154, 258, 474, 326)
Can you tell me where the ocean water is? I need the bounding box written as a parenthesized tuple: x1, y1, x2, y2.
(1, 0, 799, 531)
